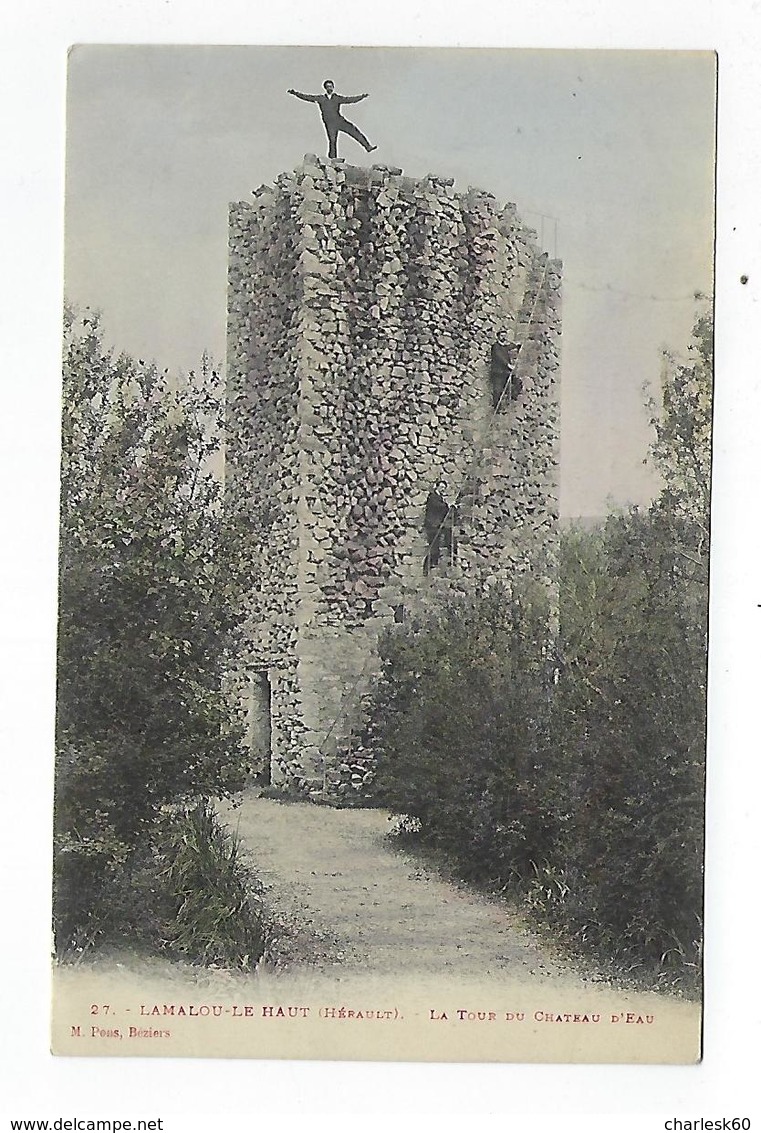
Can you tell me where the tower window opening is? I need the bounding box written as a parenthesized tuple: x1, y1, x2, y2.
(423, 489, 457, 574)
(490, 339, 523, 409)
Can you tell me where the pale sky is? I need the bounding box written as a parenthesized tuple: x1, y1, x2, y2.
(64, 46, 716, 517)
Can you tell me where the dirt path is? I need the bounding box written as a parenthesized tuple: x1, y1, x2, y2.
(220, 791, 583, 984)
(52, 790, 701, 1061)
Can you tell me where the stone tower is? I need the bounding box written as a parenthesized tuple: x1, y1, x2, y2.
(226, 156, 561, 798)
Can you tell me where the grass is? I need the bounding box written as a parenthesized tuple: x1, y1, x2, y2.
(161, 800, 266, 968)
(54, 799, 267, 970)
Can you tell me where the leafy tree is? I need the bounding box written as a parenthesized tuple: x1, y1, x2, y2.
(54, 307, 254, 951)
(648, 304, 713, 584)
(549, 511, 706, 969)
(532, 309, 711, 970)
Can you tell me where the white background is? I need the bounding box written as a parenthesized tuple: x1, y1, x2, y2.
(1, 0, 759, 1126)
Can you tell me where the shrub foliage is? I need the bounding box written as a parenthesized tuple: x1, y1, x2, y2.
(368, 582, 556, 890)
(547, 511, 706, 968)
(54, 309, 259, 959)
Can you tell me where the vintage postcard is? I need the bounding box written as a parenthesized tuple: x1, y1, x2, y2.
(52, 45, 715, 1062)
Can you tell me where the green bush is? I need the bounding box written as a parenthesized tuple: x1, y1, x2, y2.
(54, 801, 265, 967)
(545, 513, 705, 970)
(54, 310, 255, 953)
(367, 581, 556, 889)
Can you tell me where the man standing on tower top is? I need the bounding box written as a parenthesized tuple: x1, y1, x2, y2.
(287, 80, 378, 160)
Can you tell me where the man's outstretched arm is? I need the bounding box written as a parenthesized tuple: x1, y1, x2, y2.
(337, 93, 368, 105)
(287, 89, 320, 102)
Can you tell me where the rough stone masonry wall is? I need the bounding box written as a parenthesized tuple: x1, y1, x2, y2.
(226, 155, 561, 798)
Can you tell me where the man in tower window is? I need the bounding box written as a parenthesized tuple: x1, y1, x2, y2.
(423, 486, 456, 574)
(287, 80, 378, 160)
(490, 333, 523, 409)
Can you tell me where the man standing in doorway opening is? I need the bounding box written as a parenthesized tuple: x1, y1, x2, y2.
(287, 80, 378, 160)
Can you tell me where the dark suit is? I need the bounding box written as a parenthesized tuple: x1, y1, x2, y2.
(290, 91, 373, 159)
(490, 342, 523, 408)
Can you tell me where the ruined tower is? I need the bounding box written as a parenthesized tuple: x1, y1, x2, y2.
(226, 156, 561, 797)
